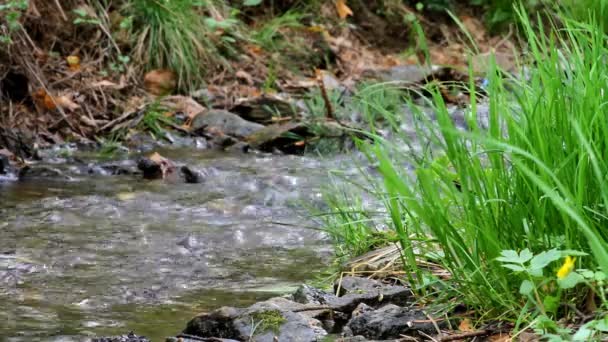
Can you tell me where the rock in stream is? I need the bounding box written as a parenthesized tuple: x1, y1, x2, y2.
(171, 276, 443, 342)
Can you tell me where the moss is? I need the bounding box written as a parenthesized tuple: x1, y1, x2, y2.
(249, 310, 286, 334)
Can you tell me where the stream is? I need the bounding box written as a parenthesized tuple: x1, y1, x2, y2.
(0, 148, 344, 341)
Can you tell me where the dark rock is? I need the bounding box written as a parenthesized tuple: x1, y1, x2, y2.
(190, 110, 264, 139)
(88, 161, 139, 176)
(18, 165, 70, 181)
(223, 141, 250, 154)
(327, 277, 413, 312)
(167, 336, 239, 342)
(0, 154, 9, 174)
(346, 304, 440, 339)
(92, 331, 150, 342)
(137, 157, 163, 180)
(183, 306, 243, 339)
(181, 166, 204, 183)
(0, 70, 29, 103)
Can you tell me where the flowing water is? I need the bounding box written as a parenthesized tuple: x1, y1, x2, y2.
(0, 148, 343, 341)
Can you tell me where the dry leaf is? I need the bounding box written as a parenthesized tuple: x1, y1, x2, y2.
(149, 152, 164, 164)
(458, 318, 473, 332)
(144, 69, 177, 96)
(235, 70, 254, 85)
(160, 95, 206, 120)
(55, 95, 80, 111)
(335, 0, 353, 19)
(66, 55, 80, 72)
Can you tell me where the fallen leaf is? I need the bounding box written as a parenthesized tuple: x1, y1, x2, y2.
(148, 152, 164, 164)
(144, 69, 177, 96)
(335, 0, 353, 19)
(160, 95, 206, 119)
(66, 55, 80, 72)
(91, 79, 126, 89)
(458, 318, 473, 332)
(236, 70, 254, 85)
(55, 95, 80, 111)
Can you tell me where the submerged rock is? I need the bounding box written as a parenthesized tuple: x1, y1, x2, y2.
(92, 331, 150, 342)
(18, 165, 71, 181)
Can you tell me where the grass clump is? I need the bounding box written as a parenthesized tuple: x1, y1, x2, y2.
(322, 5, 608, 339)
(129, 0, 242, 91)
(249, 310, 286, 334)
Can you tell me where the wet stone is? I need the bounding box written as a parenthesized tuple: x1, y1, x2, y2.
(345, 303, 440, 339)
(0, 154, 9, 174)
(181, 166, 204, 183)
(18, 165, 71, 181)
(292, 284, 337, 305)
(190, 110, 264, 139)
(327, 277, 413, 312)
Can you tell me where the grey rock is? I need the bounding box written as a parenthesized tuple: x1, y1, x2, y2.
(346, 304, 440, 339)
(231, 94, 299, 123)
(191, 110, 264, 138)
(292, 284, 337, 305)
(361, 65, 440, 84)
(183, 297, 328, 341)
(181, 166, 204, 183)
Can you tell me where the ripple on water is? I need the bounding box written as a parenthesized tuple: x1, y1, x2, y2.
(0, 151, 339, 340)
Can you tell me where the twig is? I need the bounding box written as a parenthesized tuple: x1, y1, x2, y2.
(423, 310, 443, 338)
(437, 329, 492, 342)
(53, 0, 67, 21)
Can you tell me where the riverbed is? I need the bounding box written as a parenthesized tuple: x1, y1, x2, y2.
(0, 148, 345, 341)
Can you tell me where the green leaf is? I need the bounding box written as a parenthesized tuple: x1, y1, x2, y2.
(558, 271, 585, 289)
(543, 295, 559, 314)
(496, 249, 533, 264)
(559, 250, 588, 257)
(572, 321, 595, 341)
(519, 280, 534, 295)
(530, 249, 561, 270)
(243, 0, 262, 6)
(72, 8, 88, 17)
(502, 264, 526, 272)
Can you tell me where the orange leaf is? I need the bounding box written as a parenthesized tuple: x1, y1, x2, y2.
(149, 152, 164, 164)
(335, 0, 353, 19)
(458, 318, 473, 332)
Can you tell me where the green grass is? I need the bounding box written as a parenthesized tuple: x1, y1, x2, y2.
(321, 4, 608, 337)
(130, 0, 241, 91)
(252, 9, 303, 52)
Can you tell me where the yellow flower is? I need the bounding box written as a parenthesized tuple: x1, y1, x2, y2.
(557, 256, 576, 279)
